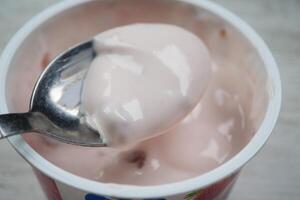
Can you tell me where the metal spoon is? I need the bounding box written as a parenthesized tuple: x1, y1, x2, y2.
(0, 41, 106, 147)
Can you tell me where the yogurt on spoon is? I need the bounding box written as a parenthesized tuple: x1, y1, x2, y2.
(81, 23, 212, 146)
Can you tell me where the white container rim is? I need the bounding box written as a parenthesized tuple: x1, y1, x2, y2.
(0, 0, 281, 198)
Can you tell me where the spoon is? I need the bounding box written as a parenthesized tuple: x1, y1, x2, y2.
(0, 41, 106, 147)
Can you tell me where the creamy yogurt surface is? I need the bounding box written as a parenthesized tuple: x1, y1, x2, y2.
(26, 56, 253, 185)
(81, 23, 211, 146)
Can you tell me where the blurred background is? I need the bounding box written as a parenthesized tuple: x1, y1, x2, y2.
(0, 0, 299, 200)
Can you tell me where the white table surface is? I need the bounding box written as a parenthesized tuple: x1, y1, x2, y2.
(0, 0, 299, 200)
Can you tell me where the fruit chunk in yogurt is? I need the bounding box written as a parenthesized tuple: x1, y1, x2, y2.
(81, 23, 211, 146)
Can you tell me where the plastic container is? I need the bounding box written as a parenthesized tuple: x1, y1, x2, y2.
(0, 0, 281, 200)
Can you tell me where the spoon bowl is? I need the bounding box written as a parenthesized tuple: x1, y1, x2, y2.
(0, 40, 106, 147)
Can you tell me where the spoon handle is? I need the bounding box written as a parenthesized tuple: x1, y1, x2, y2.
(0, 112, 36, 139)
